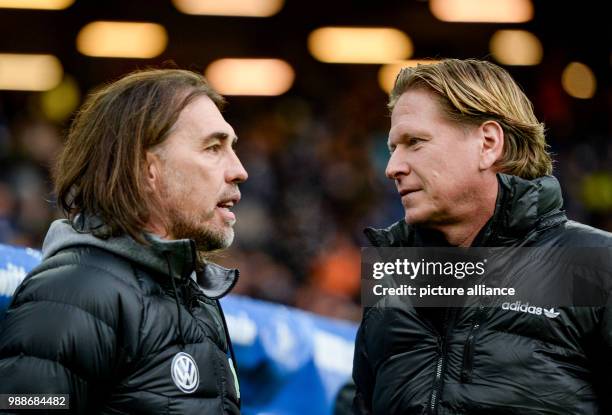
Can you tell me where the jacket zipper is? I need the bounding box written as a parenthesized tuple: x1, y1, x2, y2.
(461, 322, 479, 383)
(428, 309, 454, 415)
(188, 288, 241, 407)
(461, 306, 486, 384)
(216, 299, 241, 405)
(429, 346, 445, 414)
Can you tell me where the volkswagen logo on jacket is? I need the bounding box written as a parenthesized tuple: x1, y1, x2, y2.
(171, 352, 200, 393)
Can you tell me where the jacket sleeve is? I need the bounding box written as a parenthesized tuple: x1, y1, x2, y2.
(0, 258, 137, 413)
(596, 298, 612, 412)
(352, 308, 377, 414)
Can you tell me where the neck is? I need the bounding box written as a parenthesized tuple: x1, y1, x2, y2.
(435, 214, 492, 247)
(429, 179, 499, 247)
(144, 219, 172, 241)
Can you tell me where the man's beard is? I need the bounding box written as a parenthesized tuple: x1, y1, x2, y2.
(167, 204, 234, 252)
(158, 169, 234, 253)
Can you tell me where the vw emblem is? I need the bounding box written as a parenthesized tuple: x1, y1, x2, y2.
(171, 352, 200, 393)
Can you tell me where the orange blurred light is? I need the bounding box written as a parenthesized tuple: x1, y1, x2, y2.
(205, 58, 294, 96)
(490, 30, 542, 66)
(0, 0, 74, 9)
(172, 0, 283, 17)
(378, 60, 440, 93)
(308, 27, 413, 64)
(562, 62, 597, 99)
(0, 53, 63, 91)
(430, 0, 533, 23)
(76, 21, 167, 58)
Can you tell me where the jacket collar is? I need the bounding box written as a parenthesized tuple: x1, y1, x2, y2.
(42, 215, 238, 299)
(365, 174, 567, 248)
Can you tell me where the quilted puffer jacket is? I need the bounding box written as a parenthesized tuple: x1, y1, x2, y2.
(353, 174, 612, 414)
(0, 217, 241, 414)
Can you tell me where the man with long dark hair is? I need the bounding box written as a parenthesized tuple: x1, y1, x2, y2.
(0, 69, 247, 413)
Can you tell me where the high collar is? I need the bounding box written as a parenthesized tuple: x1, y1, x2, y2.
(364, 174, 567, 248)
(42, 215, 238, 299)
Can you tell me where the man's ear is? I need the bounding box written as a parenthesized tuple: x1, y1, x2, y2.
(479, 120, 504, 170)
(145, 151, 162, 193)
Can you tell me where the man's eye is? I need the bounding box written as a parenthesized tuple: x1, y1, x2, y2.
(408, 137, 423, 146)
(206, 144, 221, 153)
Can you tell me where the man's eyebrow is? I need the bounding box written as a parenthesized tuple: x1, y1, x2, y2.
(394, 132, 432, 142)
(204, 132, 238, 145)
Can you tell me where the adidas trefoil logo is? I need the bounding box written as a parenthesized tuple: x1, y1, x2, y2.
(543, 307, 560, 318)
(501, 301, 560, 319)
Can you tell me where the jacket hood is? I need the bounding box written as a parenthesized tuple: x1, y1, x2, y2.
(42, 216, 237, 299)
(365, 174, 567, 247)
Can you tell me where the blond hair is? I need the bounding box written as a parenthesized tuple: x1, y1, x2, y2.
(389, 59, 552, 179)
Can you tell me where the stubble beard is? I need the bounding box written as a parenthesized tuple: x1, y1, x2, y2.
(159, 172, 235, 253)
(168, 206, 234, 252)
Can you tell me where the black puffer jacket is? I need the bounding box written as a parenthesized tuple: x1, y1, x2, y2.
(0, 218, 241, 414)
(353, 174, 612, 414)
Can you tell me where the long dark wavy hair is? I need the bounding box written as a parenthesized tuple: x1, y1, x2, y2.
(53, 68, 225, 243)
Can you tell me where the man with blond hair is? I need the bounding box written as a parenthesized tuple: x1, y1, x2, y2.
(0, 69, 247, 413)
(353, 59, 612, 414)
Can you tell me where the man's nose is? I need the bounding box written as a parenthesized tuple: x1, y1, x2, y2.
(227, 151, 248, 184)
(385, 148, 410, 180)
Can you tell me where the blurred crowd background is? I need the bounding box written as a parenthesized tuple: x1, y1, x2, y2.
(1, 0, 610, 322)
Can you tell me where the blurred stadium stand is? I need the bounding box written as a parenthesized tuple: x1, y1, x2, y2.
(0, 0, 610, 322)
